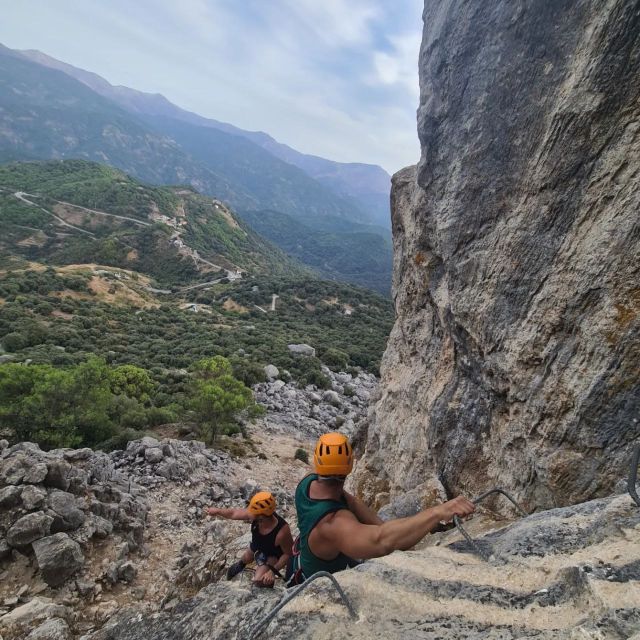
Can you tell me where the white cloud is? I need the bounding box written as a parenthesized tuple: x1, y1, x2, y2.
(0, 0, 424, 172)
(372, 32, 422, 99)
(277, 0, 381, 47)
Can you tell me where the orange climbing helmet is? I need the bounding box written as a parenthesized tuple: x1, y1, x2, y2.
(248, 491, 276, 517)
(313, 432, 353, 477)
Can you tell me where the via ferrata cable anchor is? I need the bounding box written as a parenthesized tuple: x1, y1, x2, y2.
(628, 445, 640, 508)
(453, 488, 529, 562)
(249, 571, 357, 639)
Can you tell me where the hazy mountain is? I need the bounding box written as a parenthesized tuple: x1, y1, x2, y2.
(239, 209, 391, 294)
(0, 45, 391, 291)
(18, 48, 392, 228)
(138, 114, 374, 229)
(0, 44, 250, 207)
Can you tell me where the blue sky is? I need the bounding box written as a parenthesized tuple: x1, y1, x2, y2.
(1, 0, 424, 174)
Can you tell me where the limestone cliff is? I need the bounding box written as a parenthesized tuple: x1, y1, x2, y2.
(354, 0, 640, 511)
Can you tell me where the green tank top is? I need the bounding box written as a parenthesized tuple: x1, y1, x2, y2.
(295, 474, 350, 577)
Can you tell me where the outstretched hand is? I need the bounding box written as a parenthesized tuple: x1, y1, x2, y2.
(205, 507, 220, 517)
(436, 496, 475, 523)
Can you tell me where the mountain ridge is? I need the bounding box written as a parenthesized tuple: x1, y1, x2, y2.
(0, 45, 392, 292)
(17, 47, 392, 228)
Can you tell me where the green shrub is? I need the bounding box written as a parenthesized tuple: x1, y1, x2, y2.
(0, 358, 116, 449)
(230, 356, 266, 386)
(2, 332, 27, 352)
(189, 356, 257, 443)
(294, 448, 309, 464)
(96, 428, 148, 452)
(320, 347, 349, 371)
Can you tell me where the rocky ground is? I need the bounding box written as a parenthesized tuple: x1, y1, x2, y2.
(1, 368, 639, 639)
(254, 364, 378, 438)
(81, 493, 640, 640)
(0, 417, 314, 639)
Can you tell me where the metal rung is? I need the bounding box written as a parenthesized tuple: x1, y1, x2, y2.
(249, 571, 356, 639)
(454, 487, 529, 562)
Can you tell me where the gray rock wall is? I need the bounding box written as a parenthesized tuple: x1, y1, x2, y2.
(353, 0, 640, 510)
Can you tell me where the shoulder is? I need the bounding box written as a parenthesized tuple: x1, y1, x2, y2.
(315, 508, 358, 536)
(295, 473, 315, 492)
(275, 521, 292, 539)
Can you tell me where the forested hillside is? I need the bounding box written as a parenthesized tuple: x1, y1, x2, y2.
(0, 160, 301, 285)
(0, 160, 393, 450)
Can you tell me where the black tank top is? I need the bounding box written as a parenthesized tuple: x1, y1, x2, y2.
(251, 513, 287, 558)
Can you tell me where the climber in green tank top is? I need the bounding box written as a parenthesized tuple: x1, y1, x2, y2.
(288, 433, 475, 586)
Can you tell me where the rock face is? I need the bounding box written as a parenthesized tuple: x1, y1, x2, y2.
(354, 0, 640, 511)
(84, 493, 640, 639)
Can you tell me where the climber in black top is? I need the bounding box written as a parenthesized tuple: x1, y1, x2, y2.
(205, 491, 293, 587)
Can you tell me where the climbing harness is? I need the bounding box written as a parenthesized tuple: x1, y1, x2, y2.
(453, 488, 528, 562)
(249, 570, 356, 639)
(254, 550, 284, 579)
(629, 445, 640, 508)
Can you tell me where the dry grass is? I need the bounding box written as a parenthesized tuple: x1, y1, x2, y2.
(51, 309, 74, 320)
(222, 299, 250, 313)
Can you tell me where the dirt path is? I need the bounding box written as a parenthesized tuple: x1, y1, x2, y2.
(14, 192, 95, 236)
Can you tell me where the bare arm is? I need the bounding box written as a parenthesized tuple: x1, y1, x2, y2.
(343, 491, 383, 525)
(318, 496, 475, 559)
(205, 507, 251, 521)
(272, 524, 294, 571)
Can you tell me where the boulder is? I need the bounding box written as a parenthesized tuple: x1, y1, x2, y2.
(103, 562, 119, 586)
(0, 438, 8, 451)
(264, 364, 279, 380)
(117, 560, 137, 583)
(0, 485, 23, 508)
(156, 459, 181, 480)
(33, 533, 84, 587)
(355, 387, 371, 402)
(0, 597, 69, 634)
(26, 617, 71, 640)
(0, 456, 28, 485)
(63, 448, 93, 462)
(47, 490, 85, 532)
(90, 514, 114, 538)
(144, 447, 164, 464)
(322, 390, 341, 407)
(287, 343, 316, 357)
(21, 485, 47, 510)
(44, 461, 71, 491)
(6, 512, 53, 547)
(75, 579, 97, 597)
(24, 462, 49, 484)
(139, 436, 160, 449)
(8, 442, 42, 455)
(162, 442, 176, 458)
